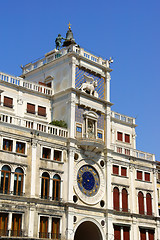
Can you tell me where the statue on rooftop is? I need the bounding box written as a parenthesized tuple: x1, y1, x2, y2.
(55, 34, 65, 50)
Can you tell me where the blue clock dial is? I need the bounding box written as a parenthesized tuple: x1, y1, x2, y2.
(77, 165, 100, 197)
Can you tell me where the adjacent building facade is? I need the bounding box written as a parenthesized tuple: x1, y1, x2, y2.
(0, 26, 159, 240)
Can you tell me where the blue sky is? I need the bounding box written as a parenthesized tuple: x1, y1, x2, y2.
(0, 0, 160, 159)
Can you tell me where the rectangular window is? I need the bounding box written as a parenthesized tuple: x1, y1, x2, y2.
(52, 218, 60, 240)
(148, 230, 154, 240)
(145, 172, 150, 182)
(54, 150, 61, 161)
(123, 227, 130, 240)
(117, 132, 123, 141)
(114, 225, 121, 240)
(4, 96, 13, 108)
(140, 229, 146, 240)
(40, 217, 48, 239)
(113, 165, 119, 175)
(11, 214, 22, 237)
(137, 170, 142, 180)
(27, 103, 35, 114)
(121, 167, 127, 177)
(0, 213, 8, 236)
(3, 139, 13, 151)
(125, 134, 130, 143)
(97, 132, 103, 139)
(38, 106, 46, 117)
(42, 147, 51, 159)
(76, 125, 82, 138)
(16, 142, 25, 154)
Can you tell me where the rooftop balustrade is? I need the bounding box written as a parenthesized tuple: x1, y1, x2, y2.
(0, 72, 53, 96)
(21, 45, 109, 74)
(0, 113, 68, 138)
(111, 144, 154, 161)
(111, 111, 135, 125)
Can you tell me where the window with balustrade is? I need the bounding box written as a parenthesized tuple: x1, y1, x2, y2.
(13, 168, 24, 196)
(0, 165, 11, 194)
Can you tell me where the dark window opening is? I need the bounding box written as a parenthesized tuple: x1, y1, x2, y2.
(113, 165, 119, 175)
(27, 103, 35, 114)
(4, 96, 13, 108)
(117, 132, 123, 141)
(3, 139, 13, 152)
(54, 150, 61, 161)
(38, 106, 46, 117)
(42, 148, 51, 159)
(16, 142, 25, 154)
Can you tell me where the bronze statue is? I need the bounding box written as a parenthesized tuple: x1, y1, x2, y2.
(55, 34, 65, 50)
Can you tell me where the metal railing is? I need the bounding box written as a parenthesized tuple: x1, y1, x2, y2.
(39, 232, 61, 239)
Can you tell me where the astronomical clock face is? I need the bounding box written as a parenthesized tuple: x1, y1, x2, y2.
(74, 160, 105, 205)
(77, 165, 100, 197)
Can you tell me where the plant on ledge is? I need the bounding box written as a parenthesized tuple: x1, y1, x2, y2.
(49, 120, 67, 128)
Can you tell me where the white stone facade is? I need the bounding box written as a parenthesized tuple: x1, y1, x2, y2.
(0, 37, 159, 240)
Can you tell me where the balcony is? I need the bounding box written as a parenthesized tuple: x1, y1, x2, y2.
(111, 111, 136, 125)
(0, 72, 53, 96)
(77, 137, 104, 153)
(0, 113, 68, 138)
(39, 232, 61, 239)
(111, 144, 154, 161)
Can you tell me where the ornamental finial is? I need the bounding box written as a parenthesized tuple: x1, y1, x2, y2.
(68, 22, 71, 30)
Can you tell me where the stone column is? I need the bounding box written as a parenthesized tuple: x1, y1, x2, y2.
(66, 207, 74, 240)
(68, 94, 76, 139)
(71, 57, 76, 88)
(105, 72, 111, 102)
(30, 139, 38, 197)
(10, 171, 14, 194)
(49, 178, 53, 200)
(48, 217, 52, 238)
(67, 148, 74, 202)
(153, 167, 159, 217)
(8, 212, 12, 237)
(106, 157, 112, 209)
(129, 164, 136, 213)
(28, 207, 35, 237)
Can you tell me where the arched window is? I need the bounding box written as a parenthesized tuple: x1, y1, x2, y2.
(0, 165, 11, 194)
(113, 187, 120, 211)
(138, 191, 144, 214)
(53, 174, 61, 201)
(146, 193, 152, 215)
(14, 168, 24, 196)
(122, 188, 128, 212)
(41, 172, 50, 199)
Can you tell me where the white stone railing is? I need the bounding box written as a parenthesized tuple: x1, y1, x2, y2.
(0, 72, 53, 96)
(22, 45, 109, 74)
(111, 144, 154, 161)
(0, 113, 68, 138)
(111, 111, 135, 125)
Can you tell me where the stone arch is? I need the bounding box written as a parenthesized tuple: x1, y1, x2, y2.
(74, 218, 104, 240)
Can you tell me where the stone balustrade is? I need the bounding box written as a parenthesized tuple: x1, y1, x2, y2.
(0, 113, 68, 138)
(111, 144, 154, 161)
